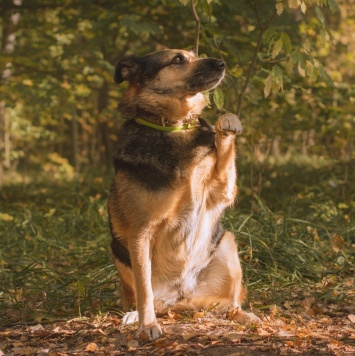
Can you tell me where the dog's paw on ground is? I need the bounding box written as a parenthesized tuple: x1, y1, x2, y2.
(121, 311, 139, 325)
(136, 322, 163, 341)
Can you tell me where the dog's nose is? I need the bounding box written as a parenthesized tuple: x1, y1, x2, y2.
(215, 60, 225, 70)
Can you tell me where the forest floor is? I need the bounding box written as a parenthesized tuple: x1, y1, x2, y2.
(1, 159, 354, 355)
(1, 285, 355, 356)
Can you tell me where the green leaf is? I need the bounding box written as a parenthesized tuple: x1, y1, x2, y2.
(290, 50, 301, 64)
(203, 90, 211, 108)
(263, 27, 277, 44)
(213, 87, 224, 110)
(298, 61, 306, 77)
(299, 53, 307, 71)
(272, 38, 283, 58)
(319, 64, 334, 88)
(272, 65, 283, 84)
(272, 65, 284, 92)
(327, 0, 340, 13)
(315, 6, 325, 27)
(264, 73, 273, 98)
(280, 32, 292, 54)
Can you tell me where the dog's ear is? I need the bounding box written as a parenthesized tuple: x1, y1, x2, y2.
(114, 55, 142, 84)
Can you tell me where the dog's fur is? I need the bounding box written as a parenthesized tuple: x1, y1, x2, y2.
(108, 49, 257, 340)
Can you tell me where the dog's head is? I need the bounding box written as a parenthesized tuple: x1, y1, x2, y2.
(114, 50, 225, 124)
(115, 49, 225, 94)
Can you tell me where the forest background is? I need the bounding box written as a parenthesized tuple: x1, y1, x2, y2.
(0, 0, 354, 354)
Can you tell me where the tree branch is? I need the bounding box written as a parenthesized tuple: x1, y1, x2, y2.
(236, 9, 277, 118)
(190, 0, 200, 56)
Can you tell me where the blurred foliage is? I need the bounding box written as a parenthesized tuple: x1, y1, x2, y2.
(0, 0, 353, 181)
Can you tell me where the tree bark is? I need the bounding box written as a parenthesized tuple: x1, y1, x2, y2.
(71, 105, 80, 173)
(0, 102, 4, 187)
(98, 81, 111, 167)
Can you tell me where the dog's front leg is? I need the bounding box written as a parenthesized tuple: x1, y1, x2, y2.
(211, 113, 242, 204)
(129, 233, 162, 340)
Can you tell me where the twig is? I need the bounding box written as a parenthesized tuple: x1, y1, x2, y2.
(190, 0, 200, 56)
(261, 56, 290, 64)
(205, 3, 240, 109)
(236, 10, 277, 118)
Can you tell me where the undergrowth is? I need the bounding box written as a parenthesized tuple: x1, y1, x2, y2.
(0, 157, 354, 327)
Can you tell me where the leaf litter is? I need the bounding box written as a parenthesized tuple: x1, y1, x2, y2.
(1, 289, 354, 355)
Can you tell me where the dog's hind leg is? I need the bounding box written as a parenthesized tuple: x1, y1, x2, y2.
(113, 259, 138, 324)
(187, 231, 261, 324)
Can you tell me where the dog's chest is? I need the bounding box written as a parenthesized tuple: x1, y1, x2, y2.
(151, 157, 223, 295)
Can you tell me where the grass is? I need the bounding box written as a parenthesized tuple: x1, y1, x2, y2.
(0, 156, 354, 328)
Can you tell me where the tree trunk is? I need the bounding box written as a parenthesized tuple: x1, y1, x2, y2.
(98, 81, 111, 168)
(71, 105, 79, 173)
(0, 102, 4, 187)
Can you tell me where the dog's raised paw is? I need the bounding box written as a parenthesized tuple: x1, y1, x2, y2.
(121, 311, 139, 325)
(136, 322, 163, 341)
(217, 113, 243, 134)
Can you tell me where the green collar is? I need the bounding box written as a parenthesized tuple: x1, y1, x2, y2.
(135, 118, 198, 132)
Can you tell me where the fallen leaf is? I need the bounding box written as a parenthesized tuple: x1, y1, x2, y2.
(348, 314, 355, 323)
(300, 297, 316, 308)
(8, 331, 22, 338)
(330, 233, 346, 252)
(257, 328, 271, 336)
(166, 309, 182, 320)
(183, 332, 198, 340)
(127, 339, 139, 348)
(126, 333, 135, 341)
(328, 339, 342, 348)
(30, 324, 45, 332)
(138, 330, 150, 342)
(193, 311, 205, 320)
(311, 304, 324, 315)
(85, 342, 99, 352)
(225, 332, 243, 342)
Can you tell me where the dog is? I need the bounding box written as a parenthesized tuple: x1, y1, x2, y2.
(108, 49, 259, 340)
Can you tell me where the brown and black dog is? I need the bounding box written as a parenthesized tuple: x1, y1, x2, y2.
(108, 49, 259, 340)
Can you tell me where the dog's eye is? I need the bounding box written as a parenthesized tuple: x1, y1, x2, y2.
(172, 54, 185, 64)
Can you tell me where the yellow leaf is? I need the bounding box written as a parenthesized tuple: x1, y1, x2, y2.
(85, 342, 99, 352)
(0, 213, 14, 221)
(276, 1, 284, 15)
(272, 38, 283, 59)
(301, 1, 307, 14)
(193, 311, 205, 320)
(44, 208, 56, 219)
(330, 233, 346, 252)
(298, 61, 306, 77)
(288, 0, 299, 9)
(264, 74, 273, 98)
(22, 79, 33, 86)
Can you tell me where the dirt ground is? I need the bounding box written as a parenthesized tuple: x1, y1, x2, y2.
(1, 302, 354, 355)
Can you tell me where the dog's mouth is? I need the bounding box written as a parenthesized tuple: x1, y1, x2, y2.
(187, 74, 224, 95)
(187, 58, 225, 94)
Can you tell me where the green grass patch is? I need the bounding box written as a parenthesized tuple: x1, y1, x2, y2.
(0, 157, 354, 327)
